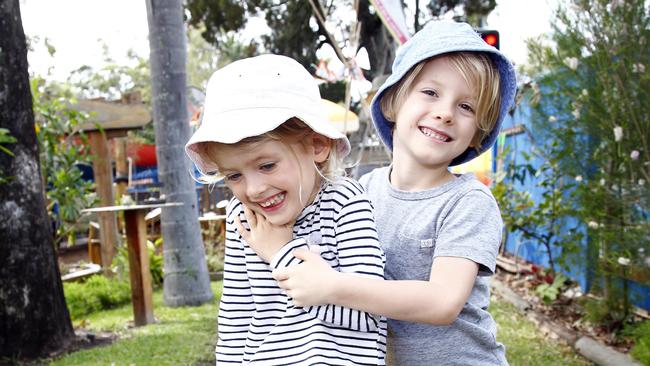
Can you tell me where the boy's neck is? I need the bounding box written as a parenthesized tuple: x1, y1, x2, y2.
(389, 154, 455, 191)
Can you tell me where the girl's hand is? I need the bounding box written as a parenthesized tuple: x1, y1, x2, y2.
(235, 205, 294, 262)
(272, 248, 341, 307)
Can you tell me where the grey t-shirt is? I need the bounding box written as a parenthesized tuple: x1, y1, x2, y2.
(360, 167, 508, 366)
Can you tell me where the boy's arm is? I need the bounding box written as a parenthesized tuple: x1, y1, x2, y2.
(275, 251, 476, 325)
(275, 189, 500, 325)
(216, 201, 254, 364)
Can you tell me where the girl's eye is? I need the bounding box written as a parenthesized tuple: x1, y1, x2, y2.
(259, 162, 276, 172)
(422, 89, 438, 97)
(225, 173, 241, 182)
(460, 103, 475, 113)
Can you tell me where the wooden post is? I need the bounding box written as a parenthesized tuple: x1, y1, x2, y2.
(123, 209, 154, 326)
(87, 221, 102, 265)
(88, 131, 119, 273)
(114, 137, 129, 202)
(114, 137, 129, 233)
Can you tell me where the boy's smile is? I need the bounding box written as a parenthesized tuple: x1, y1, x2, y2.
(212, 139, 321, 226)
(419, 126, 452, 143)
(392, 55, 478, 187)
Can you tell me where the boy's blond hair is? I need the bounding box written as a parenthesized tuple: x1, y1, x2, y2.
(379, 52, 502, 151)
(199, 118, 344, 184)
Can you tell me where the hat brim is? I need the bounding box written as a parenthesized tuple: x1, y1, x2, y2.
(186, 108, 350, 174)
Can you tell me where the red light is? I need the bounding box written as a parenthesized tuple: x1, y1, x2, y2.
(476, 29, 500, 49)
(484, 34, 498, 47)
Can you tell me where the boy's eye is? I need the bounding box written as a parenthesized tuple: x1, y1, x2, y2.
(225, 173, 242, 182)
(259, 162, 276, 171)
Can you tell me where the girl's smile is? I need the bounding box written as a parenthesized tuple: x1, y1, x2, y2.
(257, 192, 286, 210)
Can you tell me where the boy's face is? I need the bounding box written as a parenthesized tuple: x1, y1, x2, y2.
(212, 139, 322, 226)
(392, 56, 478, 171)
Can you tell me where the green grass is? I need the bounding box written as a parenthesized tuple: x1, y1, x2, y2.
(491, 299, 592, 365)
(49, 282, 222, 366)
(49, 281, 589, 366)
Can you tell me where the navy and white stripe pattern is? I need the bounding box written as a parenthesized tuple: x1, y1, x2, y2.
(216, 177, 387, 365)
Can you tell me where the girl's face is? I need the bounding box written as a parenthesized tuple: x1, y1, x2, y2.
(212, 136, 330, 226)
(393, 56, 478, 172)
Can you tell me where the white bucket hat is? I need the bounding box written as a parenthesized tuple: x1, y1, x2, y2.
(185, 54, 351, 175)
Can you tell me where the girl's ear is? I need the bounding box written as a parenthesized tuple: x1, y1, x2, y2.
(310, 133, 332, 163)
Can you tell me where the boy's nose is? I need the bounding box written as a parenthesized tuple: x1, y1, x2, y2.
(433, 103, 454, 124)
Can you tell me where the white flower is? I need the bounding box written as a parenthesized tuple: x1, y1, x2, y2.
(632, 63, 646, 73)
(565, 57, 579, 70)
(572, 109, 581, 119)
(630, 150, 640, 160)
(639, 179, 646, 186)
(639, 248, 645, 254)
(548, 115, 557, 122)
(582, 89, 588, 97)
(600, 178, 606, 186)
(618, 257, 631, 266)
(588, 221, 599, 229)
(611, 0, 625, 11)
(613, 126, 623, 142)
(575, 175, 583, 182)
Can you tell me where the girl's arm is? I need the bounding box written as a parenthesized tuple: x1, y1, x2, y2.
(239, 190, 386, 332)
(274, 250, 478, 325)
(215, 201, 255, 364)
(299, 191, 385, 331)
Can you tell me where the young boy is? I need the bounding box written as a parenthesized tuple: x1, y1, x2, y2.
(271, 20, 517, 365)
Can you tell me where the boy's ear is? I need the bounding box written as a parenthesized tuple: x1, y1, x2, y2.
(310, 133, 332, 163)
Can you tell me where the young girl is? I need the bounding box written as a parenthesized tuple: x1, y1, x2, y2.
(185, 54, 387, 365)
(268, 21, 517, 365)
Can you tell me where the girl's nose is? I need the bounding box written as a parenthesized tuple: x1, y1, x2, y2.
(246, 175, 268, 199)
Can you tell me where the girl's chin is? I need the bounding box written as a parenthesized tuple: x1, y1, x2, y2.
(267, 216, 294, 226)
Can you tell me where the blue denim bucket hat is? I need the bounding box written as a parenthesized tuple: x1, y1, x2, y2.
(370, 20, 517, 166)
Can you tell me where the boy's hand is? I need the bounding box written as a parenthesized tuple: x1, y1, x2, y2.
(235, 205, 294, 262)
(272, 248, 341, 307)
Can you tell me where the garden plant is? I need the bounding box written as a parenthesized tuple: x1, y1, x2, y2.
(497, 0, 649, 362)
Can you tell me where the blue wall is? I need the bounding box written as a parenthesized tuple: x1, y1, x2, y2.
(496, 100, 650, 311)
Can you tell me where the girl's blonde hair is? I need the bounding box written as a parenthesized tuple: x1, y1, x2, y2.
(380, 52, 502, 151)
(197, 118, 345, 184)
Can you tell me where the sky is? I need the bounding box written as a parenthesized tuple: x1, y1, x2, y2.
(20, 0, 558, 82)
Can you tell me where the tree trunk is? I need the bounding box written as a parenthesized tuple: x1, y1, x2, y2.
(359, 0, 398, 81)
(0, 0, 75, 359)
(146, 0, 213, 306)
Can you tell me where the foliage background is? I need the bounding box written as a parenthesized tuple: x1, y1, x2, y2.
(496, 0, 649, 344)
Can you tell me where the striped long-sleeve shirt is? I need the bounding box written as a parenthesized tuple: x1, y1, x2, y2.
(216, 177, 387, 365)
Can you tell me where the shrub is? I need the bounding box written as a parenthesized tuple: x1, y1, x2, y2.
(624, 320, 650, 365)
(63, 275, 131, 320)
(111, 239, 164, 288)
(148, 238, 164, 287)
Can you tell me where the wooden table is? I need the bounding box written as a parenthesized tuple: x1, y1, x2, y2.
(198, 213, 227, 222)
(199, 213, 227, 241)
(82, 202, 183, 326)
